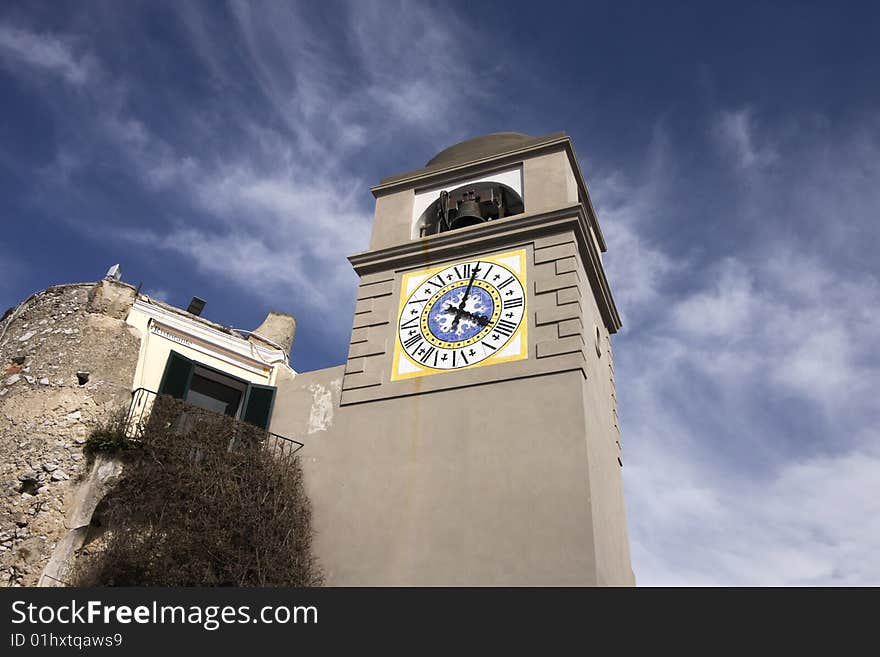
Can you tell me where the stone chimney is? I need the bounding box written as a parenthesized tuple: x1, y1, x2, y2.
(248, 311, 296, 354)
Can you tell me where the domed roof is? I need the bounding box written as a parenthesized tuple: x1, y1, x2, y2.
(426, 132, 534, 167)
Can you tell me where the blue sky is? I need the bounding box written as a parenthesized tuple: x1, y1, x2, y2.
(1, 1, 878, 585)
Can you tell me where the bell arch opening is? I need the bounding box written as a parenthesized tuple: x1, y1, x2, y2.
(414, 182, 524, 238)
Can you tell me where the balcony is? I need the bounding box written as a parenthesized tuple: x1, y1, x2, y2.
(124, 387, 303, 461)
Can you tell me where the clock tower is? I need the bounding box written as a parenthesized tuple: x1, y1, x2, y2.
(272, 132, 635, 585)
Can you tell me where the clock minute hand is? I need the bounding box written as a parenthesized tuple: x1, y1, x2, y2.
(451, 263, 480, 331)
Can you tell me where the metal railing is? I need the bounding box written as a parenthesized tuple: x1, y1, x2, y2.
(125, 387, 304, 460)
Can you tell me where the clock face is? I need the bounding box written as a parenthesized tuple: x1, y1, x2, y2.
(392, 249, 528, 380)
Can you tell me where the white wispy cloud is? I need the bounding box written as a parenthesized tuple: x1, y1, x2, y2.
(713, 107, 777, 170)
(347, 0, 489, 135)
(142, 287, 170, 303)
(628, 434, 880, 585)
(7, 3, 489, 348)
(600, 110, 880, 585)
(0, 24, 93, 85)
(593, 128, 683, 325)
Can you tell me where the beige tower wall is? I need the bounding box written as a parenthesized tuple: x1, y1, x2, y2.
(272, 218, 632, 585)
(273, 368, 602, 585)
(368, 189, 413, 252)
(522, 149, 579, 214)
(271, 133, 633, 586)
(574, 254, 635, 586)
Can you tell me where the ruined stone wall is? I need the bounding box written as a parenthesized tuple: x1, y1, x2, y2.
(0, 281, 140, 586)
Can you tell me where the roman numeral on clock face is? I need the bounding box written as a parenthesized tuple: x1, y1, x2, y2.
(419, 346, 436, 364)
(494, 319, 517, 337)
(394, 251, 529, 379)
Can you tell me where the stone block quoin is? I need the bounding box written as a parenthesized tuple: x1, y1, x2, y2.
(531, 233, 589, 374)
(344, 272, 394, 392)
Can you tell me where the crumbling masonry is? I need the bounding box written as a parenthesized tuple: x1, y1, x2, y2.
(0, 281, 140, 586)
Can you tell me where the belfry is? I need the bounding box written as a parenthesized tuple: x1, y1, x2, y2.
(272, 132, 635, 585)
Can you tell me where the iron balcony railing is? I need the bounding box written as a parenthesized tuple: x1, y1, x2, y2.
(125, 387, 304, 460)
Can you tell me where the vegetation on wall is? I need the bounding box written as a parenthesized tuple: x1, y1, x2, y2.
(74, 395, 322, 587)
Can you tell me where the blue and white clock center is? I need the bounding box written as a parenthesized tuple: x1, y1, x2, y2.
(420, 280, 502, 350)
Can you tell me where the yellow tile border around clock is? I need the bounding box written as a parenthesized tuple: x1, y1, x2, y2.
(391, 248, 528, 381)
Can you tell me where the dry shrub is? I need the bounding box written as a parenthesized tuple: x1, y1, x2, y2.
(74, 394, 322, 586)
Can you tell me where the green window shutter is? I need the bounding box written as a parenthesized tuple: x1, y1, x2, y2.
(242, 384, 276, 429)
(158, 351, 194, 399)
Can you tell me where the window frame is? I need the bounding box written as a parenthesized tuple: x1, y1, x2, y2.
(241, 382, 277, 430)
(157, 350, 276, 429)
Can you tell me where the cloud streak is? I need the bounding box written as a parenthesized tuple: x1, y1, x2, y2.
(0, 24, 93, 85)
(2, 3, 493, 352)
(599, 109, 880, 585)
(713, 107, 777, 170)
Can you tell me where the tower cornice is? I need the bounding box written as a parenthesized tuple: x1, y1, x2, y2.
(349, 203, 621, 333)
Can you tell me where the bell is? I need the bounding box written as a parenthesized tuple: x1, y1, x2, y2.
(451, 193, 485, 229)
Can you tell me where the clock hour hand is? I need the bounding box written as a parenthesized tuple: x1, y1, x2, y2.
(444, 305, 489, 326)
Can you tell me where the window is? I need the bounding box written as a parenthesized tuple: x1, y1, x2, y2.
(186, 367, 245, 417)
(158, 351, 276, 429)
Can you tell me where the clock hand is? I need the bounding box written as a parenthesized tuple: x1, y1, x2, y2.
(444, 306, 489, 326)
(451, 263, 480, 331)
